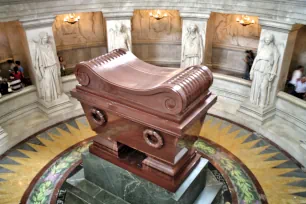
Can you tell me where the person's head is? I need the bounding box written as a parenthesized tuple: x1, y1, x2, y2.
(301, 77, 306, 83)
(120, 24, 125, 32)
(188, 24, 198, 34)
(7, 60, 13, 64)
(13, 66, 18, 73)
(264, 33, 274, 45)
(58, 56, 63, 62)
(39, 32, 49, 44)
(297, 65, 304, 71)
(245, 50, 254, 58)
(15, 61, 21, 67)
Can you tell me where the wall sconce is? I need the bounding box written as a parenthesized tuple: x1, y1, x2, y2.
(149, 10, 167, 20)
(236, 15, 255, 26)
(64, 13, 80, 24)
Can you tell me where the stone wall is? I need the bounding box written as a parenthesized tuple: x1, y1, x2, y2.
(290, 25, 306, 75)
(210, 13, 261, 74)
(0, 21, 31, 77)
(132, 10, 182, 67)
(52, 12, 107, 70)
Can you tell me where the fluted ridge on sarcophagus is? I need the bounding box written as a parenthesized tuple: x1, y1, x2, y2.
(74, 49, 214, 121)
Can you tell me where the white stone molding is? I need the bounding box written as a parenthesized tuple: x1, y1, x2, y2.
(20, 16, 55, 30)
(259, 18, 303, 33)
(1, 1, 306, 25)
(103, 11, 134, 20)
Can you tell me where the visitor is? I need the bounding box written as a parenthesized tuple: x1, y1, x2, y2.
(9, 67, 23, 92)
(15, 61, 24, 77)
(59, 56, 66, 76)
(6, 59, 15, 70)
(243, 50, 255, 80)
(291, 77, 306, 100)
(0, 78, 12, 96)
(287, 65, 304, 94)
(11, 66, 22, 80)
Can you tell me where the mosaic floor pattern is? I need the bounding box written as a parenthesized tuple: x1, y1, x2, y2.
(0, 115, 305, 204)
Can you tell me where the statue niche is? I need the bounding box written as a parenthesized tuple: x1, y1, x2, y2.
(108, 23, 131, 51)
(181, 24, 204, 68)
(33, 32, 62, 102)
(250, 33, 280, 108)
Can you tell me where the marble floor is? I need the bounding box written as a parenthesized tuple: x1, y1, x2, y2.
(0, 115, 305, 204)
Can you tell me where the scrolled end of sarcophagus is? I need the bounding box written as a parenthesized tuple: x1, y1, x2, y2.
(73, 49, 215, 119)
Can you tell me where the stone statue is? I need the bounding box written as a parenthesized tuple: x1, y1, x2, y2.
(33, 32, 62, 102)
(181, 24, 203, 68)
(109, 23, 131, 51)
(249, 33, 279, 108)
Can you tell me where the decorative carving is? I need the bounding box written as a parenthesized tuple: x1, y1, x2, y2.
(167, 65, 213, 107)
(181, 24, 204, 68)
(164, 98, 176, 110)
(33, 32, 62, 102)
(91, 108, 106, 126)
(249, 33, 280, 108)
(213, 13, 260, 48)
(53, 12, 106, 50)
(76, 71, 90, 86)
(132, 10, 181, 42)
(143, 129, 163, 149)
(108, 22, 131, 51)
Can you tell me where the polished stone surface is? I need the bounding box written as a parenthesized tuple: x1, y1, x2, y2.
(0, 115, 306, 203)
(65, 169, 128, 204)
(83, 152, 208, 204)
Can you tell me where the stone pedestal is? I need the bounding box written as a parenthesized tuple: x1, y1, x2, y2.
(104, 12, 133, 52)
(37, 93, 72, 116)
(239, 102, 276, 125)
(238, 19, 302, 124)
(0, 126, 8, 147)
(64, 152, 218, 204)
(180, 13, 212, 68)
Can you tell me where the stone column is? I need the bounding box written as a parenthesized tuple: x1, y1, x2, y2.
(0, 126, 8, 154)
(239, 19, 302, 124)
(103, 12, 133, 52)
(180, 13, 212, 68)
(21, 16, 72, 116)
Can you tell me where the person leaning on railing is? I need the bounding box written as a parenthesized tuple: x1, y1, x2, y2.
(9, 66, 23, 92)
(291, 76, 306, 100)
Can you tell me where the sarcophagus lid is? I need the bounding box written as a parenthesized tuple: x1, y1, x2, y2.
(74, 49, 213, 122)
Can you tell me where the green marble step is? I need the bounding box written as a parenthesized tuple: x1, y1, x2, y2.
(65, 169, 129, 204)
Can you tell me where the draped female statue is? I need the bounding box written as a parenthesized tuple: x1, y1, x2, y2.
(181, 24, 203, 68)
(250, 33, 279, 108)
(34, 32, 62, 102)
(109, 23, 131, 51)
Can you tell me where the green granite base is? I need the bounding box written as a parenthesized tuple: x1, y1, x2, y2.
(64, 169, 128, 204)
(80, 152, 208, 204)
